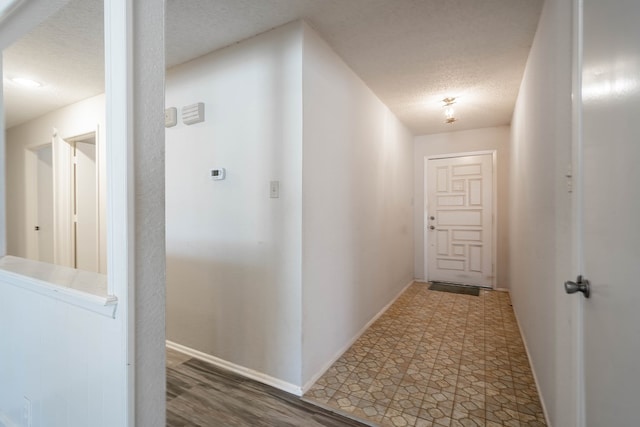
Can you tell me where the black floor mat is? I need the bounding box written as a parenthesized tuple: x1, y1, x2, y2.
(428, 282, 481, 296)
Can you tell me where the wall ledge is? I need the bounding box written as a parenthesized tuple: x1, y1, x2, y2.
(0, 256, 117, 318)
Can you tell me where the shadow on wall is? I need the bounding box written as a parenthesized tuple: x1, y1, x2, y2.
(166, 249, 299, 378)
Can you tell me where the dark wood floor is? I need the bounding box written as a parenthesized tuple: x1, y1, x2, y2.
(167, 353, 371, 426)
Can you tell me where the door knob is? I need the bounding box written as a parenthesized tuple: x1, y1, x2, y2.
(430, 216, 435, 220)
(564, 275, 590, 298)
(429, 225, 435, 230)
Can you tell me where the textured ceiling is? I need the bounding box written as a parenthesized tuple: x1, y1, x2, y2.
(4, 0, 543, 135)
(3, 0, 103, 128)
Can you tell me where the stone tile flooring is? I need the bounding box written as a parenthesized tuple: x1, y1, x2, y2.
(304, 282, 546, 427)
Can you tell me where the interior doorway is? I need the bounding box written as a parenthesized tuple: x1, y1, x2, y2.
(27, 130, 101, 272)
(425, 152, 495, 288)
(71, 134, 98, 271)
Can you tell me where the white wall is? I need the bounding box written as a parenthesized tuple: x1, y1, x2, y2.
(413, 126, 510, 287)
(509, 0, 575, 425)
(0, 283, 123, 426)
(301, 23, 414, 386)
(165, 21, 415, 391)
(1, 1, 166, 424)
(6, 94, 107, 274)
(131, 0, 167, 422)
(165, 22, 304, 387)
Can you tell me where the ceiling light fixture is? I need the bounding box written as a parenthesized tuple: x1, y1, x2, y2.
(442, 97, 457, 124)
(442, 97, 456, 106)
(11, 77, 42, 88)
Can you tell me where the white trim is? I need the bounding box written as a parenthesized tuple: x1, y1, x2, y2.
(512, 300, 552, 427)
(425, 150, 498, 161)
(423, 150, 498, 289)
(168, 281, 416, 398)
(301, 280, 415, 394)
(52, 130, 75, 267)
(105, 0, 134, 424)
(572, 0, 585, 425)
(166, 341, 304, 397)
(493, 287, 510, 292)
(0, 55, 5, 257)
(64, 129, 102, 272)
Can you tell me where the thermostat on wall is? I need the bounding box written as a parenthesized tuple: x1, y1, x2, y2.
(211, 168, 226, 180)
(165, 107, 177, 128)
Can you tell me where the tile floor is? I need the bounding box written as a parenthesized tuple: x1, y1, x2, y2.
(304, 282, 546, 427)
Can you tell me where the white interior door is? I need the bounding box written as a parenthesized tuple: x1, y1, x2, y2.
(74, 139, 98, 272)
(578, 0, 640, 424)
(52, 130, 74, 267)
(52, 130, 100, 272)
(426, 154, 493, 287)
(36, 145, 54, 263)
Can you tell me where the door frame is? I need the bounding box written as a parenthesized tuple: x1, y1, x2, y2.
(66, 130, 101, 271)
(571, 0, 585, 424)
(424, 150, 498, 289)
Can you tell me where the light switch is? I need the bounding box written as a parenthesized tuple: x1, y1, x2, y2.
(270, 181, 280, 198)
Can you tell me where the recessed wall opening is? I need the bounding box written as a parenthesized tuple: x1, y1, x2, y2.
(4, 0, 106, 274)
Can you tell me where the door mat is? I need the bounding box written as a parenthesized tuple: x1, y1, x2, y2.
(428, 282, 481, 296)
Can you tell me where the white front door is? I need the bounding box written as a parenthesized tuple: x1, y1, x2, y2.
(426, 154, 493, 287)
(578, 0, 640, 425)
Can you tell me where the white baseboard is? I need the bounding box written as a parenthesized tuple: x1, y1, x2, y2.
(511, 307, 552, 427)
(494, 287, 510, 292)
(168, 279, 416, 398)
(166, 340, 303, 396)
(300, 279, 415, 394)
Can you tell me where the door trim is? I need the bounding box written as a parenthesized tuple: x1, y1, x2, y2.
(572, 0, 585, 424)
(424, 150, 498, 289)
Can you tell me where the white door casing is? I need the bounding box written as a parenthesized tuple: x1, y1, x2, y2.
(51, 130, 100, 272)
(426, 153, 494, 287)
(52, 129, 74, 267)
(577, 0, 640, 425)
(74, 138, 99, 272)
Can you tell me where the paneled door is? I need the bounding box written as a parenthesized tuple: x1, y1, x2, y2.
(426, 154, 493, 287)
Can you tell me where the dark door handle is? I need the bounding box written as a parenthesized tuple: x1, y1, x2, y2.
(564, 275, 590, 298)
(429, 226, 435, 230)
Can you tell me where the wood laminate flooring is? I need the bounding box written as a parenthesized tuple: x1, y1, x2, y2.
(166, 348, 370, 427)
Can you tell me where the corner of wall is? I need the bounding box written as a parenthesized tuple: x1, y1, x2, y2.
(300, 23, 414, 385)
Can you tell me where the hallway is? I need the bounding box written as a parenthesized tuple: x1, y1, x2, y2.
(304, 282, 545, 426)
